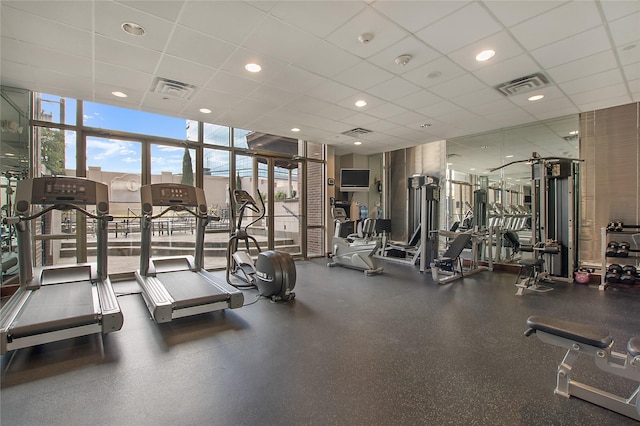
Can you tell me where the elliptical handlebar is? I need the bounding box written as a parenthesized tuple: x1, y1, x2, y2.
(231, 189, 265, 231)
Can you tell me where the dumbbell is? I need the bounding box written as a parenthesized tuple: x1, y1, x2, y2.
(607, 222, 625, 232)
(617, 241, 630, 258)
(606, 241, 619, 257)
(620, 265, 638, 285)
(606, 264, 623, 283)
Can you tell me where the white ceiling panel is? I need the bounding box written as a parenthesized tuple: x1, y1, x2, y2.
(0, 0, 636, 158)
(530, 26, 611, 68)
(509, 1, 602, 50)
(269, 1, 365, 38)
(415, 2, 502, 54)
(325, 7, 408, 59)
(178, 1, 265, 45)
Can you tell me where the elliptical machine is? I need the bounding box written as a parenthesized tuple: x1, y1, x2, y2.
(226, 189, 296, 301)
(328, 207, 383, 276)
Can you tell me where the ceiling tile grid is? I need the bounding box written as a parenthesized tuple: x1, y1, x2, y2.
(1, 0, 638, 157)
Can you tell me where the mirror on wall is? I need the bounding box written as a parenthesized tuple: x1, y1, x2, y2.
(1, 86, 30, 283)
(444, 114, 579, 264)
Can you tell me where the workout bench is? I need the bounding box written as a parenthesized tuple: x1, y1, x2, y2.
(525, 315, 640, 421)
(430, 232, 472, 284)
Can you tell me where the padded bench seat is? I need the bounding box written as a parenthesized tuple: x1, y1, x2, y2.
(518, 258, 544, 267)
(526, 315, 613, 348)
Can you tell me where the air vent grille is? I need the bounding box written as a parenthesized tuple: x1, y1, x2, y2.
(153, 78, 196, 100)
(495, 73, 549, 97)
(342, 128, 372, 137)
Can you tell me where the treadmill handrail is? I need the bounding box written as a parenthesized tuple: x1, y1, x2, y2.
(3, 203, 111, 224)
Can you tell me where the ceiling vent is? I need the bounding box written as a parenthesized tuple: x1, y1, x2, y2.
(495, 73, 549, 97)
(342, 128, 373, 137)
(153, 78, 196, 100)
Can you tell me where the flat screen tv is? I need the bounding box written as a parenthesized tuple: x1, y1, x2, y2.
(340, 169, 370, 192)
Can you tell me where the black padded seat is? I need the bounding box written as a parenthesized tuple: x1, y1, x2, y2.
(526, 315, 613, 348)
(628, 336, 640, 357)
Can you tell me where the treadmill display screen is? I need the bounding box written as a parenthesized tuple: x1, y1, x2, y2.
(45, 181, 87, 195)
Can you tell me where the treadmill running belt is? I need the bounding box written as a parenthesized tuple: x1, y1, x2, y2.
(11, 281, 98, 338)
(157, 271, 230, 309)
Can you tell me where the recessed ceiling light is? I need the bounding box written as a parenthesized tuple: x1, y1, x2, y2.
(353, 141, 362, 145)
(291, 128, 300, 132)
(199, 108, 212, 114)
(420, 123, 431, 128)
(112, 91, 128, 98)
(475, 49, 495, 62)
(245, 63, 262, 73)
(569, 130, 578, 135)
(446, 162, 453, 166)
(470, 168, 476, 171)
(528, 94, 544, 101)
(505, 155, 514, 158)
(355, 100, 367, 108)
(121, 22, 146, 36)
(623, 44, 636, 51)
(426, 71, 442, 79)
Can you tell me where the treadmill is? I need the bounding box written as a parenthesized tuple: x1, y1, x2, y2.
(0, 176, 123, 355)
(135, 183, 243, 323)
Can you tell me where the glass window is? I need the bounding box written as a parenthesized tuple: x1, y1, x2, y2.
(204, 123, 230, 147)
(151, 144, 196, 186)
(34, 93, 76, 125)
(203, 147, 231, 269)
(83, 102, 194, 141)
(233, 128, 251, 149)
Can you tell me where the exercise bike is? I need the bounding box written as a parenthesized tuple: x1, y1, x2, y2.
(225, 189, 295, 302)
(328, 207, 383, 276)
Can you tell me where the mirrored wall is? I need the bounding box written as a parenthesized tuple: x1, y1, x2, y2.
(445, 114, 579, 264)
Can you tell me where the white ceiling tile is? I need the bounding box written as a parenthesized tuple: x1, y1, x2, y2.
(2, 38, 93, 77)
(508, 85, 566, 106)
(448, 31, 524, 72)
(484, 1, 566, 27)
(465, 98, 519, 116)
(371, 1, 469, 33)
(340, 112, 380, 127)
(2, 1, 93, 31)
(367, 36, 440, 74)
(429, 74, 485, 99)
(155, 56, 216, 88)
(393, 90, 443, 110)
(269, 1, 365, 38)
(1, 8, 91, 58)
(165, 26, 236, 69)
(94, 63, 153, 92)
(401, 56, 466, 88)
(219, 48, 288, 83)
(246, 84, 298, 106)
(415, 3, 502, 54)
(117, 1, 186, 22)
(366, 77, 422, 101)
(530, 26, 611, 68)
(332, 61, 395, 91)
(559, 68, 624, 95)
(95, 1, 175, 51)
(417, 100, 465, 118)
(546, 50, 617, 83)
(388, 110, 429, 126)
(306, 81, 360, 104)
(317, 104, 359, 121)
(268, 66, 326, 93)
(623, 62, 640, 82)
(243, 16, 320, 64)
(283, 96, 333, 115)
(574, 94, 633, 112)
(509, 1, 602, 50)
(450, 87, 505, 109)
(600, 0, 640, 21)
(617, 44, 640, 66)
(609, 11, 640, 47)
(325, 7, 408, 59)
(204, 71, 261, 99)
(571, 83, 630, 107)
(188, 88, 243, 110)
(178, 1, 265, 45)
(95, 35, 161, 74)
(473, 54, 541, 86)
(292, 40, 361, 78)
(365, 103, 410, 120)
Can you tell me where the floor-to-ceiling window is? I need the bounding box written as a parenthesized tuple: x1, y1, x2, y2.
(21, 91, 325, 279)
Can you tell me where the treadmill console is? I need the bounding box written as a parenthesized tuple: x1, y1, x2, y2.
(141, 184, 207, 215)
(15, 176, 109, 215)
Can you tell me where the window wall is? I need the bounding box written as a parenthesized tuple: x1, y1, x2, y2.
(21, 91, 325, 277)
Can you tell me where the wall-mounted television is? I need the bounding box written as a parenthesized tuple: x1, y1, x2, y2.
(340, 168, 370, 192)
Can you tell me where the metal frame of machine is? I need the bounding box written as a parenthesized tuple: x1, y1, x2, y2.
(0, 176, 123, 354)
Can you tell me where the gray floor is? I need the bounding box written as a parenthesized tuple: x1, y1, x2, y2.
(1, 258, 639, 425)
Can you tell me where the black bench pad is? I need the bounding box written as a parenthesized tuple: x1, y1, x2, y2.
(526, 315, 613, 348)
(519, 259, 544, 267)
(628, 336, 640, 357)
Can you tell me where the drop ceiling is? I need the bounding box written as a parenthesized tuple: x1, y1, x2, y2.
(1, 1, 638, 156)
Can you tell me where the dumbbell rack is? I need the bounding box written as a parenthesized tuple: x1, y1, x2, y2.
(600, 226, 640, 290)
